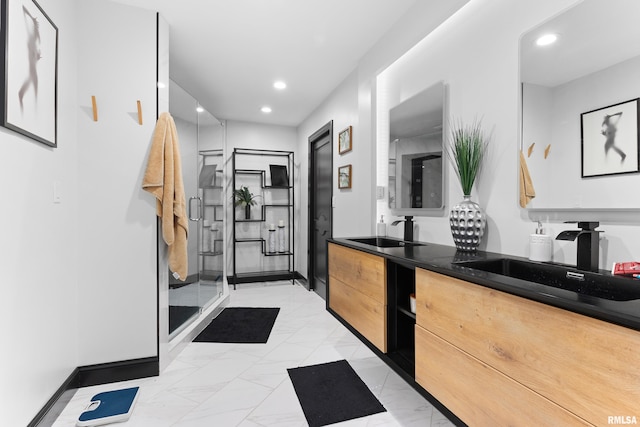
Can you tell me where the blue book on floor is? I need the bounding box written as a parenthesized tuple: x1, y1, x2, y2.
(77, 386, 139, 426)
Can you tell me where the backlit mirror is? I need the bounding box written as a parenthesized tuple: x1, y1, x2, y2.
(520, 0, 640, 209)
(388, 81, 444, 212)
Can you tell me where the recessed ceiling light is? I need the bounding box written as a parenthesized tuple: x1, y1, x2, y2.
(157, 81, 166, 89)
(536, 33, 558, 46)
(196, 106, 204, 113)
(261, 106, 272, 113)
(273, 81, 287, 90)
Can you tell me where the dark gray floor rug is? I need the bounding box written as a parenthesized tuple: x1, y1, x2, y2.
(194, 307, 280, 343)
(287, 359, 386, 427)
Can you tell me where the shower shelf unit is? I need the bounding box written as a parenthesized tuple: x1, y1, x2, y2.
(199, 150, 224, 282)
(231, 148, 295, 288)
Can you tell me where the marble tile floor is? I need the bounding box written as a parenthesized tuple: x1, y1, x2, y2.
(52, 281, 456, 427)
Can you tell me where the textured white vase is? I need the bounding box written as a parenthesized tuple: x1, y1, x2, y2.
(450, 195, 486, 251)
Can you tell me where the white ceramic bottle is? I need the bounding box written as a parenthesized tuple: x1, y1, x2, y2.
(277, 220, 286, 253)
(268, 223, 276, 253)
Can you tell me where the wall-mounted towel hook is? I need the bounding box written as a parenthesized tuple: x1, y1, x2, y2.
(527, 142, 535, 157)
(91, 96, 98, 122)
(137, 100, 143, 125)
(544, 144, 551, 159)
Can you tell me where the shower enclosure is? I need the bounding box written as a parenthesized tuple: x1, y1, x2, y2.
(168, 80, 226, 340)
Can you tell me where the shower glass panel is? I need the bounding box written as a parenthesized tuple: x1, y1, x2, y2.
(197, 109, 225, 311)
(168, 80, 225, 340)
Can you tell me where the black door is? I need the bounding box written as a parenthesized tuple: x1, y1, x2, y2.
(410, 154, 442, 208)
(308, 122, 333, 300)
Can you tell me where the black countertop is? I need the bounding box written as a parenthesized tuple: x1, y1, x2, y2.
(329, 237, 640, 332)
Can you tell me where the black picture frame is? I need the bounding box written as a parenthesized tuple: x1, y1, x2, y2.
(0, 0, 58, 147)
(269, 164, 289, 187)
(581, 98, 639, 178)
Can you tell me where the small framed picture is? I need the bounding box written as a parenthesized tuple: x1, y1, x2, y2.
(581, 98, 639, 178)
(0, 0, 58, 147)
(269, 164, 289, 187)
(338, 126, 352, 154)
(338, 164, 352, 189)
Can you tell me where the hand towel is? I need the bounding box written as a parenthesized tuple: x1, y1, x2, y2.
(519, 150, 536, 208)
(142, 112, 188, 281)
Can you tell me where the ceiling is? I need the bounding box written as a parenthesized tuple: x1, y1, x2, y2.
(112, 0, 418, 127)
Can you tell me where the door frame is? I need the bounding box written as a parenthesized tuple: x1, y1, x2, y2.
(308, 121, 333, 292)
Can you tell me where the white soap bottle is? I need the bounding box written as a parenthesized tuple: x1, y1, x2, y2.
(376, 215, 387, 237)
(529, 221, 552, 262)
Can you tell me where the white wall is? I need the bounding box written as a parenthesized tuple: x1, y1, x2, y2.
(369, 0, 640, 269)
(296, 0, 469, 278)
(2, 1, 163, 423)
(297, 69, 360, 248)
(0, 1, 80, 424)
(299, 0, 640, 273)
(76, 0, 158, 365)
(384, 0, 586, 257)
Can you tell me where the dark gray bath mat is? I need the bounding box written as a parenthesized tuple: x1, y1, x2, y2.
(194, 307, 279, 343)
(287, 359, 386, 426)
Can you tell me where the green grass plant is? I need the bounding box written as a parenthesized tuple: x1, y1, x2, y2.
(448, 118, 487, 196)
(233, 186, 259, 206)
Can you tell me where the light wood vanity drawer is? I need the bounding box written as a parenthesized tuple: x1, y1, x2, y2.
(329, 275, 386, 351)
(415, 268, 640, 425)
(415, 325, 592, 427)
(328, 243, 386, 303)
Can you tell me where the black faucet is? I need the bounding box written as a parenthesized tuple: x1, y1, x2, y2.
(555, 221, 602, 272)
(391, 216, 414, 242)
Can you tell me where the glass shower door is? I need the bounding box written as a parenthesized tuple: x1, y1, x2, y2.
(168, 81, 225, 340)
(196, 111, 225, 311)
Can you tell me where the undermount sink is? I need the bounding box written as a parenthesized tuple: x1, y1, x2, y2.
(455, 258, 640, 301)
(347, 237, 425, 248)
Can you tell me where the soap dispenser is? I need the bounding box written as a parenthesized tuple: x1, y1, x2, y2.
(376, 215, 387, 237)
(529, 221, 552, 262)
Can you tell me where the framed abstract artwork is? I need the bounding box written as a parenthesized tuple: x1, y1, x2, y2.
(0, 0, 58, 147)
(338, 164, 352, 189)
(338, 126, 352, 154)
(581, 98, 639, 178)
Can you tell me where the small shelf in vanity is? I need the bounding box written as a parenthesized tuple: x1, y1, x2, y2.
(397, 305, 416, 320)
(387, 260, 416, 377)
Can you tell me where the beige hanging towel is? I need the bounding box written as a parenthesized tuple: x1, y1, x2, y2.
(519, 150, 536, 208)
(142, 112, 188, 281)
